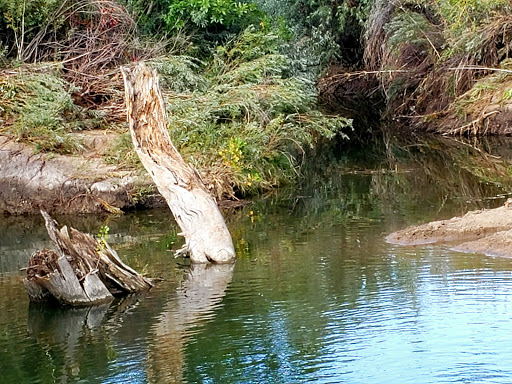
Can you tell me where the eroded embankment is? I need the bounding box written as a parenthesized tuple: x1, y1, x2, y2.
(319, 1, 512, 136)
(387, 204, 512, 258)
(0, 135, 163, 214)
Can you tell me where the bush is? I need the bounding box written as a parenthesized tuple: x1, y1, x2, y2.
(159, 26, 352, 198)
(0, 65, 102, 153)
(254, 0, 373, 69)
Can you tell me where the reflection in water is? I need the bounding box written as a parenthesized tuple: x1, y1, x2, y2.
(3, 136, 512, 383)
(20, 263, 234, 384)
(28, 303, 111, 382)
(148, 263, 234, 383)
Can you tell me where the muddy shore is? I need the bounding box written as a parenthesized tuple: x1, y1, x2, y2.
(0, 135, 164, 215)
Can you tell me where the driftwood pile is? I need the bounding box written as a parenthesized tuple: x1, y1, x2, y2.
(24, 211, 152, 305)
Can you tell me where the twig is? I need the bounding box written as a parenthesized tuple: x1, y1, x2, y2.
(448, 66, 512, 74)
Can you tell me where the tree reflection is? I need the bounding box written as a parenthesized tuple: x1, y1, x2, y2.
(147, 263, 234, 383)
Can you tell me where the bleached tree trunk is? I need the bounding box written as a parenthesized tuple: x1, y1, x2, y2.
(120, 63, 235, 264)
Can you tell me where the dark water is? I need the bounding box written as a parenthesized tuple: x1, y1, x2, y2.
(3, 136, 512, 383)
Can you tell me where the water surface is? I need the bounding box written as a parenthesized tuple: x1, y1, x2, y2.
(2, 136, 512, 383)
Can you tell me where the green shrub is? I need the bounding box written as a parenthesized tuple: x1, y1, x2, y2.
(0, 65, 102, 153)
(159, 26, 351, 197)
(254, 0, 373, 68)
(0, 0, 65, 60)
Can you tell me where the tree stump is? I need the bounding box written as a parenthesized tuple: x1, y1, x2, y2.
(24, 211, 153, 305)
(120, 63, 235, 264)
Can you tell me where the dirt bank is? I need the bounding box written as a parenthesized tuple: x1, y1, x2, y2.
(387, 202, 512, 258)
(0, 135, 164, 215)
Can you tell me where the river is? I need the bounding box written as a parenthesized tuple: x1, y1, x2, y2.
(2, 135, 512, 383)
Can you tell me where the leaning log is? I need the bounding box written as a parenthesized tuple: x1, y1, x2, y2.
(24, 211, 152, 305)
(120, 63, 235, 264)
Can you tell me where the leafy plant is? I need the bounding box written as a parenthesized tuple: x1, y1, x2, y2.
(96, 225, 110, 250)
(163, 0, 257, 30)
(255, 0, 373, 68)
(159, 26, 352, 198)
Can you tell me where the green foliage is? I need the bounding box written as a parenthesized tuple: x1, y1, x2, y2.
(123, 0, 259, 38)
(255, 0, 373, 68)
(149, 56, 208, 92)
(96, 225, 110, 249)
(0, 66, 102, 153)
(159, 26, 351, 197)
(163, 0, 257, 30)
(385, 10, 439, 56)
(438, 0, 511, 35)
(0, 0, 64, 59)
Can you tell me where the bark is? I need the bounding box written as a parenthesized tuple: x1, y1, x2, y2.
(24, 211, 152, 305)
(120, 63, 235, 264)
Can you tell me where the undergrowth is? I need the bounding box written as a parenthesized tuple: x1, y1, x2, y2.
(0, 65, 104, 153)
(118, 26, 352, 199)
(359, 0, 512, 134)
(166, 27, 351, 199)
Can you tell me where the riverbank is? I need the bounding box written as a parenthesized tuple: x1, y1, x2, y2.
(0, 134, 164, 215)
(0, 26, 351, 214)
(320, 1, 512, 136)
(387, 202, 512, 258)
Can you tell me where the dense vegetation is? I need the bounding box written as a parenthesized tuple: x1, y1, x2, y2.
(1, 0, 511, 203)
(0, 0, 355, 200)
(322, 0, 512, 135)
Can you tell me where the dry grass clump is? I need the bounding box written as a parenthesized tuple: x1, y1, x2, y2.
(356, 0, 512, 135)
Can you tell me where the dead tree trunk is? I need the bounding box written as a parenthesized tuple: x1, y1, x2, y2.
(120, 63, 235, 264)
(24, 211, 153, 305)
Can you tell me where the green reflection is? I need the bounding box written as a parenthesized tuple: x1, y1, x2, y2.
(1, 136, 512, 383)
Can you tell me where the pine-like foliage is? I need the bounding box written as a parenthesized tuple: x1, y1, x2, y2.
(158, 27, 352, 198)
(0, 65, 102, 153)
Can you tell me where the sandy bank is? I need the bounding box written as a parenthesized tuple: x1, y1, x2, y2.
(387, 203, 512, 258)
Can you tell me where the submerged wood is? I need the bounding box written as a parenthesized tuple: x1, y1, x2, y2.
(120, 63, 235, 264)
(24, 211, 152, 305)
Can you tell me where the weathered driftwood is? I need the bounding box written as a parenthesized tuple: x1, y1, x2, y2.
(120, 63, 235, 264)
(24, 211, 152, 305)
